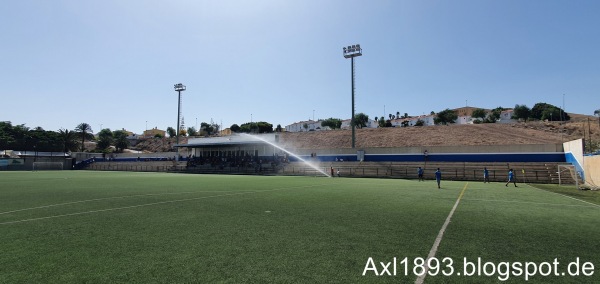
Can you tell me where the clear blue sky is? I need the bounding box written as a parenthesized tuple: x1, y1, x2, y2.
(1, 0, 598, 134)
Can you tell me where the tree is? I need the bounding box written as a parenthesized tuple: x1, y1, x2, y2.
(230, 124, 240, 133)
(211, 123, 220, 134)
(75, 123, 93, 152)
(321, 118, 342, 130)
(472, 108, 487, 120)
(434, 109, 458, 125)
(113, 130, 129, 152)
(415, 119, 425, 126)
(595, 109, 600, 117)
(512, 104, 531, 121)
(201, 122, 214, 135)
(396, 111, 400, 119)
(353, 113, 369, 128)
(378, 116, 386, 128)
(530, 103, 570, 121)
(404, 113, 409, 118)
(276, 124, 283, 132)
(541, 109, 556, 121)
(0, 122, 64, 152)
(303, 123, 309, 131)
(58, 129, 79, 153)
(96, 128, 113, 150)
(187, 127, 198, 136)
(483, 106, 505, 123)
(255, 122, 273, 133)
(166, 127, 176, 137)
(238, 122, 273, 133)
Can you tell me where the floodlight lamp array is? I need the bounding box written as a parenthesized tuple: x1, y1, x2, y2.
(343, 44, 362, 58)
(174, 83, 186, 91)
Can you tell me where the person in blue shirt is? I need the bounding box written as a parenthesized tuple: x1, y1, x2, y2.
(505, 168, 517, 187)
(435, 168, 442, 189)
(483, 167, 490, 183)
(418, 167, 424, 181)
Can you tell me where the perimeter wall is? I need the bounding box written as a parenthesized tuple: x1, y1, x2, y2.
(288, 144, 562, 155)
(285, 144, 565, 163)
(584, 155, 600, 187)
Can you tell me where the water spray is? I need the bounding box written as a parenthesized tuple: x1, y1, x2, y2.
(241, 134, 331, 177)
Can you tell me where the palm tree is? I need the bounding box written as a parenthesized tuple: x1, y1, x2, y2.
(75, 123, 93, 152)
(59, 129, 79, 153)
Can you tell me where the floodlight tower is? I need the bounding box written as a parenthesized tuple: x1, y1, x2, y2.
(343, 44, 362, 148)
(174, 83, 186, 160)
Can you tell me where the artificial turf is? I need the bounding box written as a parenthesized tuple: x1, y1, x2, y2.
(0, 171, 598, 283)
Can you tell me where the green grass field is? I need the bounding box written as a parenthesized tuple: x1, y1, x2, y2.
(1, 171, 599, 283)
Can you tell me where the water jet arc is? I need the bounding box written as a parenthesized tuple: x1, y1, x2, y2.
(241, 134, 331, 177)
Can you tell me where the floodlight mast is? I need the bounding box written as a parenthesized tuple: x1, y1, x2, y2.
(343, 44, 362, 148)
(174, 83, 186, 161)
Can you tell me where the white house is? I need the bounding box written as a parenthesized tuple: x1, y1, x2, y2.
(456, 115, 474, 125)
(498, 110, 516, 123)
(285, 120, 330, 132)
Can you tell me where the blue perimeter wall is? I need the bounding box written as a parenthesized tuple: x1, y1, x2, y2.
(290, 153, 566, 163)
(80, 153, 567, 164)
(564, 152, 585, 182)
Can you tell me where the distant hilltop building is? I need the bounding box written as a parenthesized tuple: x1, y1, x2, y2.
(284, 107, 515, 132)
(285, 120, 330, 132)
(220, 128, 233, 136)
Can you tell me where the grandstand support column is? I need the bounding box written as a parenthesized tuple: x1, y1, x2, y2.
(174, 83, 186, 161)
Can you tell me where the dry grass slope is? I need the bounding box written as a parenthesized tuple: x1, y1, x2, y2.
(280, 121, 600, 149)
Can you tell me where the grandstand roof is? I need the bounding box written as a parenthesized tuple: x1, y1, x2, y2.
(175, 133, 278, 148)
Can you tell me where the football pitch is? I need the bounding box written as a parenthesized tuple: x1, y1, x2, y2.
(1, 171, 598, 283)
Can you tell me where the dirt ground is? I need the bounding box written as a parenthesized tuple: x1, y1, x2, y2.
(280, 119, 600, 149)
(133, 116, 600, 152)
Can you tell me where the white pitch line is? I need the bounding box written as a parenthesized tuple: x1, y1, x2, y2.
(0, 184, 325, 225)
(525, 184, 600, 209)
(415, 183, 469, 284)
(0, 190, 248, 215)
(460, 198, 598, 209)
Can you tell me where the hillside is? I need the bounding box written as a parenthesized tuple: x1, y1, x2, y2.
(132, 120, 599, 152)
(280, 120, 600, 149)
(134, 137, 188, 153)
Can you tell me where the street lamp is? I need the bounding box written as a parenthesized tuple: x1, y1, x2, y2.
(174, 83, 186, 160)
(343, 44, 362, 148)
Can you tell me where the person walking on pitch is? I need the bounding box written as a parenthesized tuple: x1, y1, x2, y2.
(483, 167, 490, 183)
(505, 168, 517, 187)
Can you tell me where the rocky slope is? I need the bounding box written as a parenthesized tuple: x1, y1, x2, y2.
(133, 119, 599, 152)
(280, 120, 599, 149)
